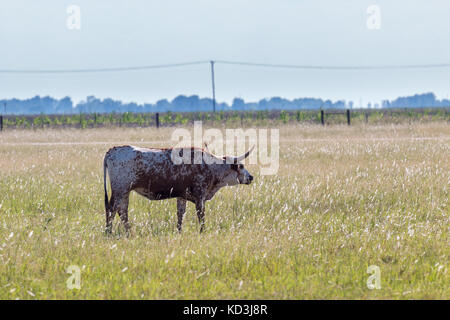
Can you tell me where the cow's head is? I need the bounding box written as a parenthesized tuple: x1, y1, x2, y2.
(222, 146, 254, 186)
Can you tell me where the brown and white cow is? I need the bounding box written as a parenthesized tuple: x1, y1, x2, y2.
(103, 145, 254, 234)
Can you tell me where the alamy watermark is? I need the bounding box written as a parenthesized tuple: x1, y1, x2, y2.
(170, 121, 279, 175)
(366, 265, 381, 290)
(366, 5, 381, 30)
(66, 265, 81, 290)
(66, 5, 81, 30)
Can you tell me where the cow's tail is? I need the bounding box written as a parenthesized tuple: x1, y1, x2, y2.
(103, 156, 109, 213)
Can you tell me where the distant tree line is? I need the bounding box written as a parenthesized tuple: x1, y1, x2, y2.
(381, 92, 450, 109)
(1, 92, 449, 115)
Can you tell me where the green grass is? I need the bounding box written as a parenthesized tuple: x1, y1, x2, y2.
(0, 123, 448, 299)
(2, 108, 449, 129)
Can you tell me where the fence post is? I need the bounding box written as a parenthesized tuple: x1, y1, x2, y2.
(0, 115, 3, 131)
(347, 109, 351, 125)
(320, 110, 324, 125)
(155, 113, 160, 128)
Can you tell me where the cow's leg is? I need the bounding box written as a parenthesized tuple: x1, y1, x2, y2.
(105, 194, 116, 234)
(195, 198, 206, 233)
(116, 192, 131, 235)
(177, 198, 187, 233)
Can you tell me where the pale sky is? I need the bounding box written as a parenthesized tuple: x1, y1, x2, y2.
(1, 0, 450, 106)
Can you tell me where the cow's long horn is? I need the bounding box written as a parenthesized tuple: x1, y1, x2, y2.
(225, 145, 255, 164)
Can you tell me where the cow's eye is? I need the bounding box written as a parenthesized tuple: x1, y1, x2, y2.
(239, 164, 244, 169)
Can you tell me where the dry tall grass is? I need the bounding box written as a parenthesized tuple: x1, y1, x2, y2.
(0, 123, 448, 299)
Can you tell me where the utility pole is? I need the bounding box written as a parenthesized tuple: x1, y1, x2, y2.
(210, 60, 216, 112)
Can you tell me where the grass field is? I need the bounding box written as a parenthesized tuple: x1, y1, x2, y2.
(2, 107, 449, 129)
(0, 123, 448, 299)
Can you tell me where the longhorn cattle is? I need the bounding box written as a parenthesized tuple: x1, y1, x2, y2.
(103, 145, 254, 234)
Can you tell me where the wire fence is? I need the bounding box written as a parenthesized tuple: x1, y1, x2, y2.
(0, 107, 448, 130)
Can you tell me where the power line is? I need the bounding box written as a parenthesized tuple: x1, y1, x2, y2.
(0, 60, 210, 74)
(216, 60, 450, 70)
(1, 59, 450, 74)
